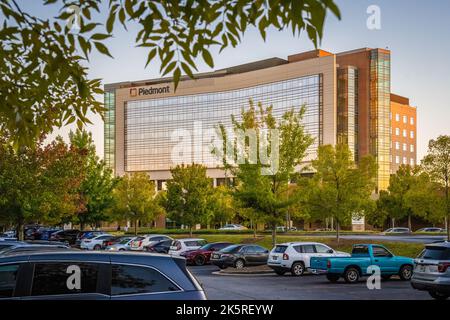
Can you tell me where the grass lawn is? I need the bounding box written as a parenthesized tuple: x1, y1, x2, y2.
(168, 234, 425, 258)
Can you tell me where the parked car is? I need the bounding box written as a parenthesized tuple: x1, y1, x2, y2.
(381, 227, 411, 234)
(0, 235, 17, 241)
(37, 228, 61, 241)
(74, 231, 107, 248)
(267, 242, 350, 276)
(1, 230, 16, 238)
(105, 237, 135, 251)
(416, 227, 445, 233)
(210, 244, 269, 269)
(0, 243, 71, 256)
(80, 234, 114, 250)
(411, 241, 450, 300)
(0, 251, 206, 300)
(310, 244, 414, 283)
(218, 224, 247, 231)
(169, 238, 207, 256)
(129, 235, 173, 251)
(180, 242, 234, 266)
(145, 239, 174, 254)
(50, 229, 80, 245)
(24, 225, 44, 240)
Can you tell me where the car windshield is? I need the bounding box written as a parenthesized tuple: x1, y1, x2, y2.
(199, 243, 214, 250)
(418, 247, 450, 260)
(119, 238, 131, 244)
(220, 245, 242, 253)
(273, 245, 288, 253)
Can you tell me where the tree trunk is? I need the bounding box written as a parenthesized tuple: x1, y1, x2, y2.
(16, 220, 24, 241)
(271, 224, 277, 247)
(391, 218, 395, 229)
(134, 219, 138, 235)
(189, 226, 193, 237)
(336, 220, 340, 246)
(408, 213, 412, 232)
(445, 217, 449, 241)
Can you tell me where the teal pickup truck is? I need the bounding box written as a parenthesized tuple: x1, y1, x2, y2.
(309, 244, 414, 283)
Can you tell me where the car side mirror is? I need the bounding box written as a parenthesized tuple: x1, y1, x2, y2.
(328, 249, 334, 254)
(210, 248, 216, 251)
(265, 250, 269, 253)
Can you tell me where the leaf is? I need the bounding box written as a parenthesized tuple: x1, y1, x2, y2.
(90, 33, 111, 41)
(202, 50, 214, 68)
(94, 41, 113, 58)
(173, 67, 181, 91)
(145, 48, 157, 68)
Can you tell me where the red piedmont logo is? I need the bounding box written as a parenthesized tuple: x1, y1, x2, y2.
(130, 88, 137, 97)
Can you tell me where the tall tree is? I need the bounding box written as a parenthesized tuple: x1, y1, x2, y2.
(0, 136, 83, 239)
(0, 0, 340, 148)
(113, 172, 161, 235)
(207, 186, 236, 229)
(306, 144, 377, 243)
(215, 101, 314, 246)
(373, 165, 435, 231)
(422, 135, 450, 240)
(164, 164, 212, 236)
(69, 129, 117, 229)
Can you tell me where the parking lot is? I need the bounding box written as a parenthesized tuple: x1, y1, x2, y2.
(189, 265, 431, 300)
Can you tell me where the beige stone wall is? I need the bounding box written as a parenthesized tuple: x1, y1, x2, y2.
(113, 54, 337, 177)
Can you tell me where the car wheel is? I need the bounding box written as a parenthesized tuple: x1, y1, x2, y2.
(291, 262, 305, 276)
(194, 255, 206, 266)
(275, 270, 286, 276)
(326, 274, 340, 283)
(93, 244, 101, 251)
(429, 291, 449, 300)
(234, 259, 245, 269)
(381, 275, 391, 280)
(119, 248, 125, 251)
(344, 267, 360, 283)
(399, 265, 413, 281)
(218, 264, 228, 270)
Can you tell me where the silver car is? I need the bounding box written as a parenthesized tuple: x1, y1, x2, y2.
(106, 237, 135, 251)
(411, 241, 450, 300)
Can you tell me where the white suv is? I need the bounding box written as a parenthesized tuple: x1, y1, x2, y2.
(267, 242, 350, 276)
(169, 238, 207, 256)
(129, 234, 173, 251)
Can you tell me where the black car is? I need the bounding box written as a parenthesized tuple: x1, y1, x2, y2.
(210, 244, 269, 269)
(0, 251, 206, 300)
(50, 229, 80, 245)
(145, 239, 173, 254)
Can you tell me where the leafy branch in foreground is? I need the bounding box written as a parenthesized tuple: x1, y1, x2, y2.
(0, 0, 340, 148)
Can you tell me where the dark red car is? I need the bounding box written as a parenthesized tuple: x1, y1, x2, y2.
(180, 242, 233, 266)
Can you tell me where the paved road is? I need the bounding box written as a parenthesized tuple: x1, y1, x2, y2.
(189, 265, 431, 300)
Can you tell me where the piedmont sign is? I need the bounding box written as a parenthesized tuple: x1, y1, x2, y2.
(130, 85, 170, 97)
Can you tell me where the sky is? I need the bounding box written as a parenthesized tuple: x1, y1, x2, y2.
(16, 0, 450, 161)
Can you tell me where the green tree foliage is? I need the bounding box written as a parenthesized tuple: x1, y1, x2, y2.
(164, 164, 212, 236)
(422, 135, 450, 240)
(373, 165, 436, 231)
(69, 130, 117, 229)
(207, 185, 236, 228)
(215, 101, 313, 245)
(306, 144, 377, 243)
(113, 172, 161, 235)
(0, 0, 340, 148)
(0, 137, 83, 239)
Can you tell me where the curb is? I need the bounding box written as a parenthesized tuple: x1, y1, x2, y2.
(212, 270, 276, 277)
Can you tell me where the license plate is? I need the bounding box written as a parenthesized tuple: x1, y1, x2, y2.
(213, 254, 220, 259)
(417, 265, 426, 272)
(272, 256, 278, 260)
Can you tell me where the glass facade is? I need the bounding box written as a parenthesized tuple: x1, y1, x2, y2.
(369, 50, 391, 191)
(124, 75, 323, 172)
(337, 66, 358, 162)
(104, 90, 116, 172)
